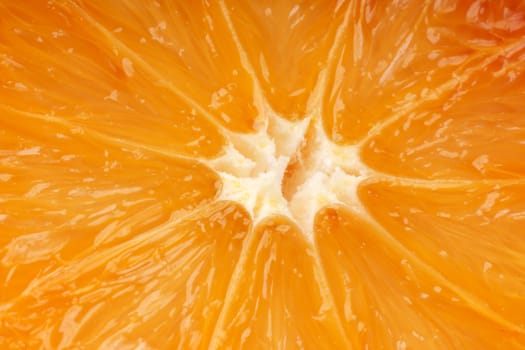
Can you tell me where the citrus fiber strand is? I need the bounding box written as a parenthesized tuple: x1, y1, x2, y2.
(355, 204, 525, 335)
(217, 0, 266, 116)
(297, 0, 352, 116)
(314, 0, 353, 102)
(61, 0, 231, 135)
(374, 1, 432, 86)
(367, 174, 525, 189)
(310, 235, 355, 348)
(482, 166, 525, 179)
(358, 35, 525, 147)
(1, 106, 205, 165)
(207, 221, 256, 349)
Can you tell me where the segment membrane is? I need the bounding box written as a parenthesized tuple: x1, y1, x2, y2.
(359, 180, 525, 329)
(0, 201, 249, 349)
(315, 206, 525, 349)
(210, 216, 350, 349)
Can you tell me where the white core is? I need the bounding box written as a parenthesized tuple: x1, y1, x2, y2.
(206, 108, 369, 240)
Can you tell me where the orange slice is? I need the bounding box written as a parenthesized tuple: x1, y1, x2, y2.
(1, 1, 525, 349)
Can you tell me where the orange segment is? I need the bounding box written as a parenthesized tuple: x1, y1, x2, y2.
(224, 0, 346, 119)
(66, 0, 260, 132)
(322, 0, 525, 144)
(0, 201, 249, 349)
(211, 217, 349, 349)
(0, 113, 218, 300)
(361, 42, 525, 179)
(359, 180, 525, 328)
(0, 1, 227, 158)
(315, 206, 525, 349)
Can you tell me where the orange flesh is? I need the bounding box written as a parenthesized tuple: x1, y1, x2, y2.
(1, 1, 525, 349)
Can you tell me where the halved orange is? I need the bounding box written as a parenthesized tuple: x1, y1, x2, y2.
(1, 0, 525, 349)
